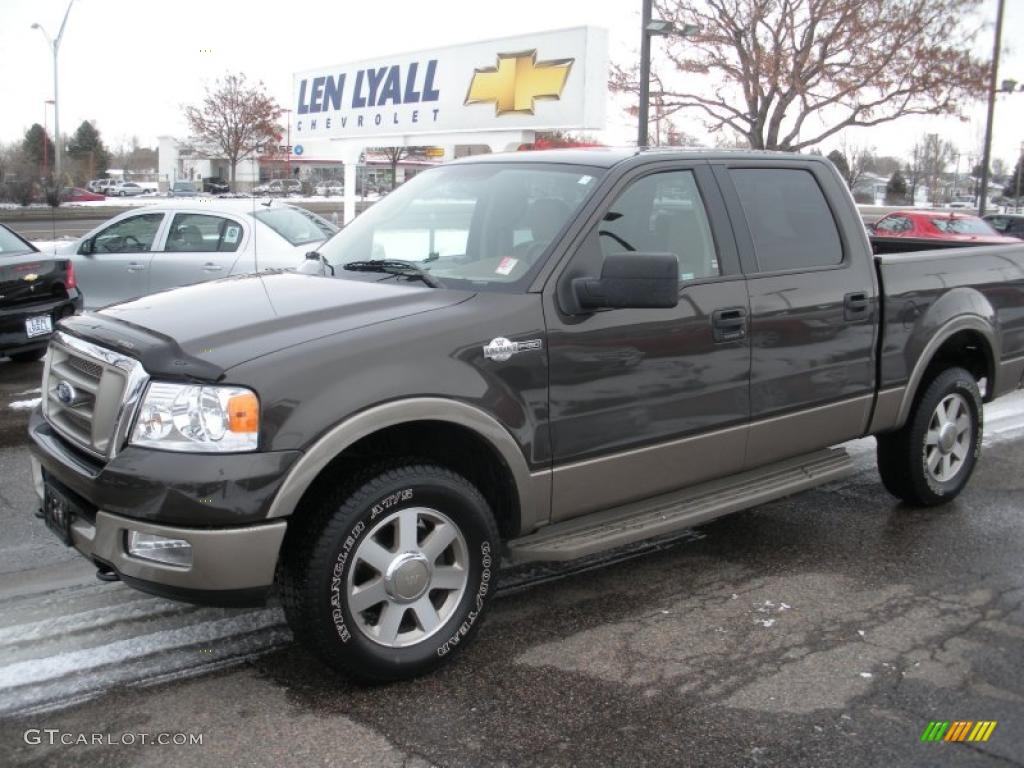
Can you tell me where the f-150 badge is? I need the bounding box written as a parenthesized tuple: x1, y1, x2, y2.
(483, 337, 542, 362)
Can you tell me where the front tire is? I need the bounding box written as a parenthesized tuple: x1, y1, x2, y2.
(876, 367, 983, 506)
(279, 462, 499, 681)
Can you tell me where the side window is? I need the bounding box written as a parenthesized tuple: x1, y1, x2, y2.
(730, 168, 843, 271)
(166, 214, 242, 253)
(600, 170, 720, 282)
(92, 213, 163, 253)
(987, 217, 1008, 232)
(875, 215, 910, 233)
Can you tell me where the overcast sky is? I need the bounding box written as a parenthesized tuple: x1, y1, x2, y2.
(2, 0, 1022, 170)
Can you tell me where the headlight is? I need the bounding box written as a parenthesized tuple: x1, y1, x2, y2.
(130, 382, 259, 452)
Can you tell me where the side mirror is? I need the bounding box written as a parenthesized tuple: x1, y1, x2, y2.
(572, 253, 679, 311)
(79, 237, 94, 255)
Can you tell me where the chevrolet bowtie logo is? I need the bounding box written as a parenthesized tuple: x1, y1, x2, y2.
(465, 50, 573, 116)
(23, 273, 39, 282)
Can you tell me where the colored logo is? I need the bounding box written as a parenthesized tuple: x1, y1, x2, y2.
(921, 721, 997, 742)
(465, 50, 573, 116)
(23, 273, 39, 282)
(293, 144, 304, 156)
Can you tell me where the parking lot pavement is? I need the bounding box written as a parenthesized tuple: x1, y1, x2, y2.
(0, 357, 1021, 766)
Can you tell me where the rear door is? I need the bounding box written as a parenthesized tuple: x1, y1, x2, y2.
(713, 161, 879, 468)
(544, 162, 751, 521)
(148, 212, 247, 295)
(74, 212, 166, 308)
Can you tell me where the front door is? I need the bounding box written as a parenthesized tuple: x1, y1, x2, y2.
(544, 164, 751, 521)
(76, 212, 165, 308)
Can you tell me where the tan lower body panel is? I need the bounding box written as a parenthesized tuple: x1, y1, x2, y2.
(745, 394, 874, 467)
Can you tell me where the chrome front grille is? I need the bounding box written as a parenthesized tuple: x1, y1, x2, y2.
(42, 332, 149, 460)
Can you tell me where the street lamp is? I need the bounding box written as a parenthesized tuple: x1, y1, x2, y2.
(31, 0, 77, 185)
(42, 100, 55, 178)
(637, 0, 699, 147)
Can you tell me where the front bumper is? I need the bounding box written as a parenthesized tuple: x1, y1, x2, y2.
(30, 454, 287, 606)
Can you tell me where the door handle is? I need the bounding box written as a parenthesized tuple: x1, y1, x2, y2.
(712, 306, 747, 343)
(844, 292, 870, 320)
(202, 263, 224, 272)
(126, 262, 147, 272)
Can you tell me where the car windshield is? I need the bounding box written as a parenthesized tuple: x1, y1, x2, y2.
(174, 182, 195, 191)
(316, 162, 604, 291)
(0, 227, 35, 256)
(251, 206, 331, 245)
(930, 216, 998, 235)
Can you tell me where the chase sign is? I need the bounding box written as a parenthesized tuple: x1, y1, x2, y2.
(292, 26, 607, 140)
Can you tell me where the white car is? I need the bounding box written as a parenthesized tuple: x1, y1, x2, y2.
(108, 181, 146, 197)
(315, 180, 343, 196)
(36, 200, 338, 309)
(253, 179, 302, 196)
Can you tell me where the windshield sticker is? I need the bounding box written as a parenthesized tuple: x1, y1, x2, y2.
(578, 175, 593, 185)
(496, 256, 518, 276)
(224, 226, 240, 244)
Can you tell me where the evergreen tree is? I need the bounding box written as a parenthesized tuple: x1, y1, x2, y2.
(1003, 155, 1024, 200)
(20, 124, 54, 176)
(67, 120, 111, 181)
(827, 150, 852, 185)
(885, 169, 908, 205)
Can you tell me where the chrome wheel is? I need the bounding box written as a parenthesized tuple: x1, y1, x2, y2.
(924, 393, 972, 483)
(346, 506, 468, 648)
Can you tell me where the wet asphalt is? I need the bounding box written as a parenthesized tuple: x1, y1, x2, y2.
(0, 357, 1022, 767)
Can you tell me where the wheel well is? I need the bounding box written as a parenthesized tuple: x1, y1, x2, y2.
(920, 329, 994, 399)
(291, 421, 522, 539)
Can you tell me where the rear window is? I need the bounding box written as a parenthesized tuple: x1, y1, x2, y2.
(730, 168, 843, 271)
(929, 217, 997, 235)
(251, 207, 329, 246)
(0, 227, 34, 256)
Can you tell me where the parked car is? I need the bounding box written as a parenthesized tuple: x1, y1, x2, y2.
(61, 187, 105, 203)
(85, 179, 109, 194)
(27, 149, 1024, 682)
(108, 181, 146, 197)
(202, 177, 231, 194)
(36, 200, 336, 308)
(92, 179, 119, 195)
(0, 223, 81, 362)
(983, 213, 1024, 239)
(253, 178, 302, 196)
(315, 180, 343, 196)
(168, 181, 199, 198)
(870, 210, 1018, 247)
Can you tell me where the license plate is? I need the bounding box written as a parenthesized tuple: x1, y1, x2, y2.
(25, 315, 53, 338)
(42, 482, 74, 546)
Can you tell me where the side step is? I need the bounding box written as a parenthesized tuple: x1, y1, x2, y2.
(507, 447, 855, 563)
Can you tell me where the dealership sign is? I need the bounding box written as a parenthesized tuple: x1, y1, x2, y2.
(291, 26, 607, 141)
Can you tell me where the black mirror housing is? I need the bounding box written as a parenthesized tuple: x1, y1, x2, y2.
(573, 253, 679, 311)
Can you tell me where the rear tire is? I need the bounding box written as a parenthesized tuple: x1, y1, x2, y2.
(279, 462, 499, 682)
(876, 367, 982, 506)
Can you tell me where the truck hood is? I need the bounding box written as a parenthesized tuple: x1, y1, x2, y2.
(59, 272, 469, 379)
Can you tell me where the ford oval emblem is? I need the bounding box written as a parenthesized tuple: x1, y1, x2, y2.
(56, 380, 77, 405)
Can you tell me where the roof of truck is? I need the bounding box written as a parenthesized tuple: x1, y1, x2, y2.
(448, 146, 823, 169)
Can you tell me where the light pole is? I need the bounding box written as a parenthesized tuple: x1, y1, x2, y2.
(31, 0, 77, 185)
(978, 0, 1006, 216)
(1016, 141, 1024, 212)
(637, 0, 699, 147)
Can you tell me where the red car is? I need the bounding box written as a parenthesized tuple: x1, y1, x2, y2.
(871, 210, 1018, 244)
(61, 187, 105, 202)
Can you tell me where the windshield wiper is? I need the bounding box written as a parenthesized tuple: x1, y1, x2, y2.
(342, 259, 442, 288)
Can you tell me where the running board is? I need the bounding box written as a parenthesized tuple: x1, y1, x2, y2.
(507, 448, 855, 563)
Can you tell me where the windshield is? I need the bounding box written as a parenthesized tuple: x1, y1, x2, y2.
(0, 226, 34, 256)
(251, 206, 334, 246)
(929, 216, 998, 235)
(316, 162, 603, 291)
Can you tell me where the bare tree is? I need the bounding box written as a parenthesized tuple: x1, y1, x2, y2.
(611, 0, 988, 150)
(184, 73, 282, 190)
(839, 138, 876, 191)
(913, 133, 956, 204)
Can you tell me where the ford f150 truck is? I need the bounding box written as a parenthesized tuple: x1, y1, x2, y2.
(28, 149, 1024, 681)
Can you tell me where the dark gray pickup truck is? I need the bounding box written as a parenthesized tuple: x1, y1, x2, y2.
(28, 149, 1024, 680)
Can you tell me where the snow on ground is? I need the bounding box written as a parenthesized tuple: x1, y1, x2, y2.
(8, 398, 41, 411)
